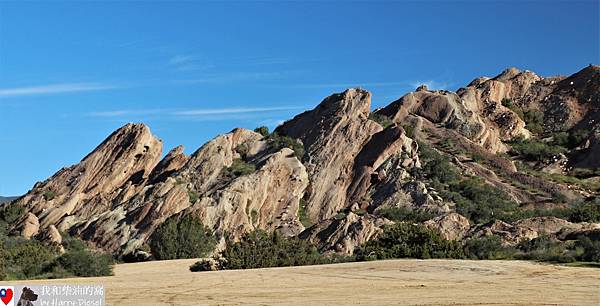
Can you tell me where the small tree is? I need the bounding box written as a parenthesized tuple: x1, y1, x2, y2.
(150, 215, 216, 260)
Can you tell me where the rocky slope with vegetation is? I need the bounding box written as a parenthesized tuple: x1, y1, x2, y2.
(1, 65, 599, 279)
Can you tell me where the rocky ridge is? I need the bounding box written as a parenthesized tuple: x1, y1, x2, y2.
(6, 65, 600, 257)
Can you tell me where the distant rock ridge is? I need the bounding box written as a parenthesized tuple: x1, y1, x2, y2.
(6, 65, 599, 256)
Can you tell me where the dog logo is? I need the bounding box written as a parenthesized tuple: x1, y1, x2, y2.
(16, 287, 37, 306)
(0, 287, 14, 306)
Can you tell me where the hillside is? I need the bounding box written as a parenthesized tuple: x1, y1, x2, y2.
(0, 196, 17, 205)
(2, 65, 599, 261)
(3, 259, 599, 305)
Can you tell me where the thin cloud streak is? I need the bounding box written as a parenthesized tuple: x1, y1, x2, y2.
(173, 106, 303, 116)
(0, 83, 116, 97)
(175, 71, 285, 84)
(87, 106, 303, 118)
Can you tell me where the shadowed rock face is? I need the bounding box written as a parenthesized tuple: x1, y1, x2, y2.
(7, 66, 600, 256)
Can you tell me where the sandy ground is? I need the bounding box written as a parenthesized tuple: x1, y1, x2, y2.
(2, 259, 599, 305)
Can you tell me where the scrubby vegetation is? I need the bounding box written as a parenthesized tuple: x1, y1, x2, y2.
(254, 126, 270, 137)
(150, 214, 216, 260)
(219, 230, 327, 269)
(269, 133, 305, 159)
(417, 142, 519, 224)
(376, 206, 435, 223)
(355, 223, 464, 260)
(509, 137, 566, 162)
(222, 158, 256, 178)
(0, 204, 114, 280)
(368, 113, 393, 128)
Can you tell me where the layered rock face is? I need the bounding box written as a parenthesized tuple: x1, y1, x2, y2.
(14, 123, 163, 236)
(7, 65, 600, 257)
(276, 89, 383, 221)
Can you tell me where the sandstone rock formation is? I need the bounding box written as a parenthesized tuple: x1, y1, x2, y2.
(5, 65, 599, 258)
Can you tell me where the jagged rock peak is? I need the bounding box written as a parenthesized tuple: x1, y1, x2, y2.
(15, 122, 163, 230)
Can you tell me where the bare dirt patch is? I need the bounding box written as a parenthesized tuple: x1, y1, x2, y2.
(2, 259, 599, 305)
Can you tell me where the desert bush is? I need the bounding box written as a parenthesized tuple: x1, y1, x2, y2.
(355, 223, 464, 261)
(254, 126, 270, 137)
(188, 190, 199, 204)
(235, 143, 250, 158)
(417, 142, 459, 184)
(376, 207, 434, 223)
(463, 236, 515, 260)
(524, 110, 544, 134)
(223, 159, 256, 178)
(220, 230, 326, 270)
(55, 250, 113, 277)
(444, 177, 518, 224)
(269, 133, 305, 159)
(150, 215, 216, 260)
(575, 237, 600, 262)
(0, 203, 25, 235)
(516, 235, 574, 262)
(43, 190, 55, 201)
(569, 199, 600, 223)
(298, 199, 313, 227)
(509, 137, 566, 162)
(368, 113, 393, 129)
(2, 237, 59, 279)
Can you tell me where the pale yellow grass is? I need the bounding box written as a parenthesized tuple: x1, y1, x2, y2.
(3, 259, 599, 305)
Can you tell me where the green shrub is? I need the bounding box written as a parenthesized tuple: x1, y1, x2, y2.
(569, 200, 600, 223)
(188, 191, 199, 204)
(150, 215, 216, 260)
(355, 223, 464, 261)
(377, 207, 434, 223)
(2, 237, 59, 279)
(223, 159, 256, 178)
(55, 250, 113, 277)
(524, 110, 544, 134)
(250, 209, 258, 224)
(501, 98, 513, 108)
(417, 142, 459, 184)
(43, 191, 55, 201)
(516, 235, 574, 262)
(220, 230, 326, 270)
(254, 126, 270, 137)
(463, 236, 514, 259)
(368, 113, 393, 129)
(269, 133, 305, 159)
(445, 177, 518, 224)
(0, 203, 25, 235)
(402, 125, 415, 138)
(235, 143, 250, 158)
(553, 129, 589, 148)
(575, 237, 600, 262)
(298, 199, 313, 227)
(333, 212, 346, 220)
(509, 137, 566, 162)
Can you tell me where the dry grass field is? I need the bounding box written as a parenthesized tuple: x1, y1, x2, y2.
(3, 259, 599, 305)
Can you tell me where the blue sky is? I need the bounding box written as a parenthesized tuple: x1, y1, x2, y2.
(0, 1, 598, 196)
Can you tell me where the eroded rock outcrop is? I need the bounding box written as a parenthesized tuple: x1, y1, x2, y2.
(300, 212, 391, 254)
(276, 89, 382, 221)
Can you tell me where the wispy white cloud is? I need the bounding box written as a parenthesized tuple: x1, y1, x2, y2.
(168, 55, 195, 65)
(285, 81, 408, 89)
(175, 71, 285, 84)
(87, 106, 303, 118)
(0, 83, 116, 97)
(88, 109, 165, 117)
(172, 106, 302, 116)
